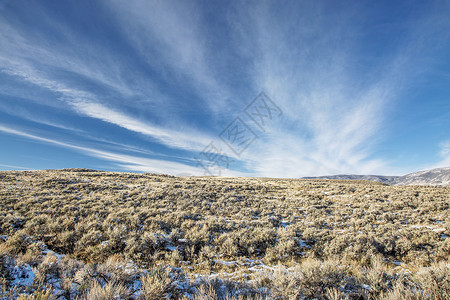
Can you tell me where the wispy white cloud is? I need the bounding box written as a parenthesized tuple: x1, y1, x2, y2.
(0, 163, 30, 170)
(432, 140, 450, 168)
(0, 124, 208, 175)
(441, 141, 450, 158)
(0, 9, 170, 107)
(68, 99, 214, 152)
(106, 0, 236, 112)
(0, 1, 448, 177)
(0, 3, 228, 154)
(218, 1, 448, 177)
(212, 4, 380, 176)
(0, 4, 241, 172)
(1, 66, 217, 153)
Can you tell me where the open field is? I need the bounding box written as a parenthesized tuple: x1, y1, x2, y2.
(0, 169, 449, 299)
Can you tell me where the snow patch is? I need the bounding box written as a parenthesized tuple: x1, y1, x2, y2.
(11, 263, 35, 287)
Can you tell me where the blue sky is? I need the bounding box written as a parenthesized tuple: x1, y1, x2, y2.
(0, 0, 450, 177)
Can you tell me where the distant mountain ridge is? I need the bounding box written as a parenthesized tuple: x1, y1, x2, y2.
(302, 174, 399, 185)
(394, 167, 450, 186)
(303, 167, 450, 187)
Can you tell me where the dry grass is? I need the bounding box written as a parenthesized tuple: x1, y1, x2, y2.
(0, 169, 449, 299)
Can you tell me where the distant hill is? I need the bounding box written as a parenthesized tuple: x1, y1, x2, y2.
(303, 167, 450, 187)
(394, 167, 450, 186)
(302, 174, 399, 185)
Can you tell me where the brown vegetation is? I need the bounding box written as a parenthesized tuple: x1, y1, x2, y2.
(0, 169, 449, 299)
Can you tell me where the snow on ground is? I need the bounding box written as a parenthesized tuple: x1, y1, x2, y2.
(10, 263, 35, 287)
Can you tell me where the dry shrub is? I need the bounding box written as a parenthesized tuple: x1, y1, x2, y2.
(125, 232, 168, 264)
(138, 266, 175, 299)
(17, 241, 47, 267)
(73, 264, 101, 290)
(255, 258, 349, 299)
(4, 230, 33, 255)
(17, 288, 56, 300)
(217, 233, 239, 257)
(24, 216, 49, 239)
(52, 230, 78, 253)
(85, 281, 130, 300)
(356, 256, 396, 297)
(189, 283, 219, 300)
(379, 279, 424, 300)
(413, 261, 450, 300)
(270, 264, 301, 299)
(295, 258, 348, 298)
(325, 287, 344, 300)
(58, 255, 84, 279)
(34, 253, 59, 286)
(0, 253, 12, 289)
(188, 278, 264, 300)
(97, 254, 138, 285)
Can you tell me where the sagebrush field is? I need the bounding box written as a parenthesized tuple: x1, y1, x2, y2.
(0, 169, 449, 299)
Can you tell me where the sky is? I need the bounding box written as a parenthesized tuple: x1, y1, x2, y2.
(0, 0, 450, 177)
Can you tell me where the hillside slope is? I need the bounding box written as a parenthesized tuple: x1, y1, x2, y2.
(302, 174, 399, 184)
(303, 167, 450, 186)
(0, 169, 449, 299)
(395, 166, 450, 186)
